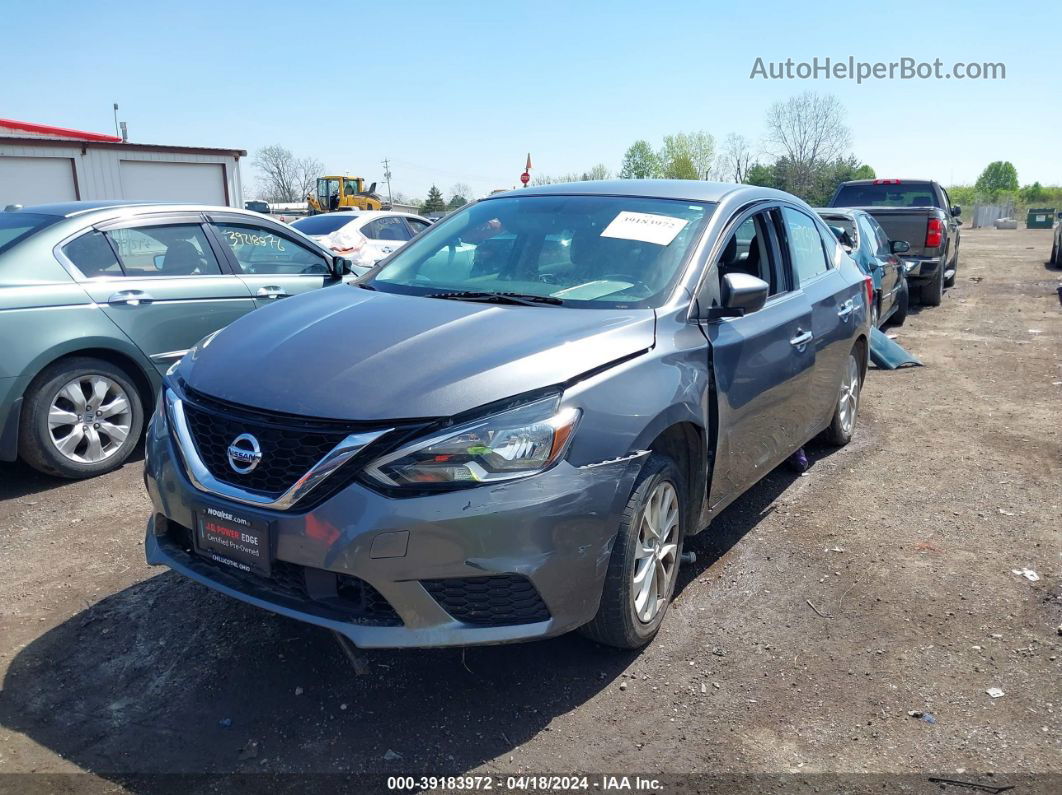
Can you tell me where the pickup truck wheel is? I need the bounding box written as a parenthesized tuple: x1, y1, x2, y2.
(920, 264, 944, 307)
(889, 277, 909, 327)
(18, 357, 144, 479)
(580, 454, 685, 649)
(1052, 240, 1062, 268)
(823, 349, 862, 447)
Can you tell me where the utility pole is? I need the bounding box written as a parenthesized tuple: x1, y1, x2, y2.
(113, 103, 119, 138)
(381, 158, 393, 206)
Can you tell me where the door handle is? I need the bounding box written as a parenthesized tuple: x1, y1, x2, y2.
(789, 329, 813, 348)
(837, 300, 855, 320)
(256, 286, 289, 298)
(107, 290, 155, 306)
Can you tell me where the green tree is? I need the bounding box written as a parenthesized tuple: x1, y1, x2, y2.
(619, 140, 661, 179)
(975, 161, 1019, 198)
(852, 164, 876, 180)
(447, 194, 468, 210)
(659, 131, 715, 179)
(662, 152, 699, 180)
(420, 184, 446, 214)
(1019, 181, 1047, 203)
(744, 162, 779, 189)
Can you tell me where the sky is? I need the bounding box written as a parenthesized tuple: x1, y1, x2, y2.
(2, 0, 1058, 201)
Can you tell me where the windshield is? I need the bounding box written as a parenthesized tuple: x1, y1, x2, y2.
(365, 195, 712, 308)
(0, 212, 60, 255)
(833, 182, 940, 208)
(291, 214, 359, 236)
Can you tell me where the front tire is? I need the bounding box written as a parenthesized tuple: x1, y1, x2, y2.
(580, 454, 685, 649)
(823, 347, 863, 447)
(18, 357, 144, 479)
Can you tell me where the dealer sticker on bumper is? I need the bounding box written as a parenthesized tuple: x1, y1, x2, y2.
(194, 505, 271, 577)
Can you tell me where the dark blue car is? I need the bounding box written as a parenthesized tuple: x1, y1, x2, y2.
(817, 208, 910, 328)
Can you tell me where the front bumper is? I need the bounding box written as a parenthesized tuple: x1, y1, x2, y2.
(143, 416, 642, 648)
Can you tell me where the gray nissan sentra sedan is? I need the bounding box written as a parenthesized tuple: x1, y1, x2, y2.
(145, 180, 871, 649)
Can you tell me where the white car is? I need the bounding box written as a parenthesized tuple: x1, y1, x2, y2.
(290, 211, 431, 267)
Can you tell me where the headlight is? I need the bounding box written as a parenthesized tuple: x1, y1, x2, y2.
(364, 395, 580, 489)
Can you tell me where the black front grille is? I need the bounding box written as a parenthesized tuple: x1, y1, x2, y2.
(181, 395, 356, 496)
(158, 516, 401, 626)
(422, 574, 550, 627)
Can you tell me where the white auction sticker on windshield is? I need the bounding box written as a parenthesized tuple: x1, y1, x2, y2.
(600, 211, 688, 246)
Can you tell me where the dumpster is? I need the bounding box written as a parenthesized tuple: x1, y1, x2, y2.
(1026, 208, 1055, 229)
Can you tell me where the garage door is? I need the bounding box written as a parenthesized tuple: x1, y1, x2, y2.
(120, 160, 226, 205)
(0, 156, 78, 207)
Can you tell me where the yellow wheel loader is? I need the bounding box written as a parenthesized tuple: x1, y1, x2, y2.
(307, 176, 385, 214)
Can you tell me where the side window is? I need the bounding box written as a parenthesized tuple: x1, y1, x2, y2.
(857, 217, 881, 256)
(406, 218, 431, 235)
(717, 213, 783, 296)
(780, 207, 829, 285)
(63, 231, 122, 278)
(214, 223, 329, 275)
(362, 216, 412, 242)
(107, 224, 222, 276)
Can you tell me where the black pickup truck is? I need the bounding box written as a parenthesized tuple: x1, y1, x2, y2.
(828, 179, 961, 306)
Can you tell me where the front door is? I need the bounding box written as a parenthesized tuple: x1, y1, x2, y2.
(63, 217, 256, 373)
(208, 218, 337, 307)
(704, 209, 816, 513)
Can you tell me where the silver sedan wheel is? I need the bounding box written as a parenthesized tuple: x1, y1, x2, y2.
(47, 375, 133, 464)
(633, 481, 679, 623)
(838, 354, 861, 437)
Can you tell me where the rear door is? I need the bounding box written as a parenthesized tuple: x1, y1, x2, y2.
(704, 207, 816, 512)
(63, 214, 256, 372)
(778, 206, 863, 435)
(359, 215, 413, 263)
(208, 216, 337, 306)
(863, 214, 902, 313)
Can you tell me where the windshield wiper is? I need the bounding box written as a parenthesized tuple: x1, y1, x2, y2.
(426, 290, 562, 306)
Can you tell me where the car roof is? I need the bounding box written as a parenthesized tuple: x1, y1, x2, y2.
(7, 200, 175, 217)
(484, 179, 789, 204)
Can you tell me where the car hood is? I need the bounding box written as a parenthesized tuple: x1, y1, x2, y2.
(179, 286, 656, 421)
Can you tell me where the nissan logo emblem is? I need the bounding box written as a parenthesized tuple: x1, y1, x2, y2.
(226, 433, 262, 474)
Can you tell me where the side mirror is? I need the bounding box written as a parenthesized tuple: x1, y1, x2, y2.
(1056, 211, 1062, 220)
(333, 257, 354, 276)
(950, 205, 962, 218)
(153, 253, 165, 269)
(890, 240, 911, 254)
(721, 273, 769, 316)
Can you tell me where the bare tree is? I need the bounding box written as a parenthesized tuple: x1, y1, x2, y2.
(294, 155, 323, 200)
(449, 182, 473, 202)
(716, 134, 755, 183)
(764, 92, 851, 196)
(253, 145, 322, 203)
(659, 132, 715, 180)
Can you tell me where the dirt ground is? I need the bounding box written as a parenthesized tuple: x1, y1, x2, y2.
(0, 228, 1059, 791)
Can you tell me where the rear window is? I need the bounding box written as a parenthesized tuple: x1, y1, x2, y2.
(833, 182, 940, 209)
(291, 214, 358, 236)
(0, 212, 60, 254)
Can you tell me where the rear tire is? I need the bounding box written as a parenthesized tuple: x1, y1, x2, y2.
(580, 454, 685, 650)
(823, 347, 863, 447)
(889, 277, 909, 327)
(920, 264, 944, 307)
(1052, 239, 1062, 268)
(18, 357, 144, 479)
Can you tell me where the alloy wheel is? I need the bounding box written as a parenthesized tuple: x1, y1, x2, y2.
(632, 481, 679, 623)
(47, 375, 133, 464)
(837, 355, 860, 437)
